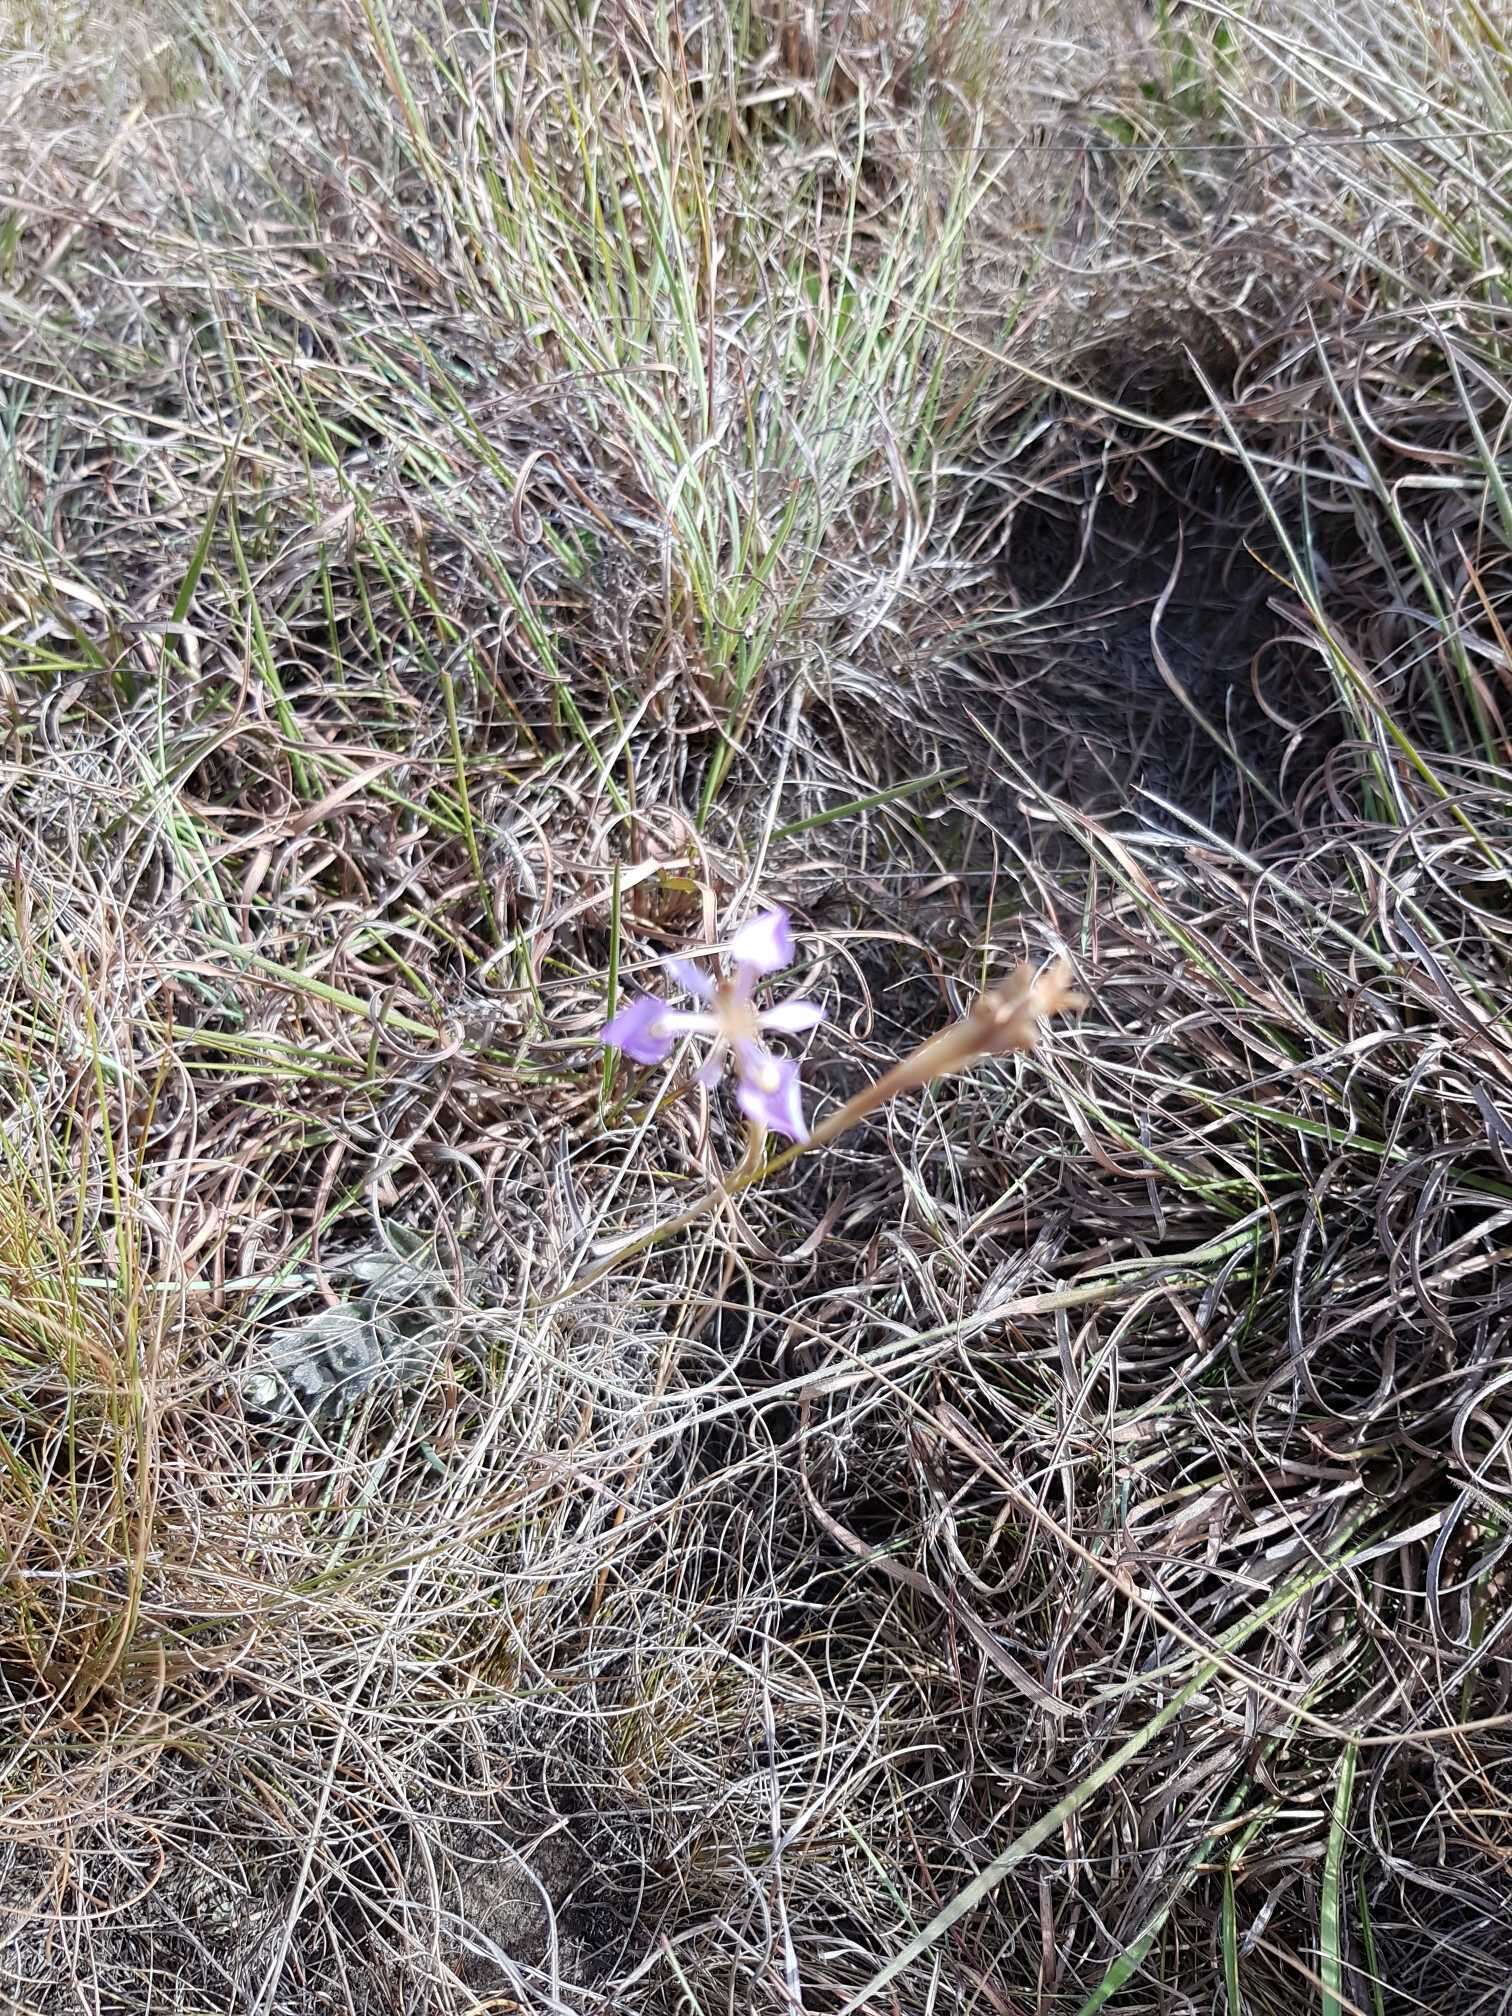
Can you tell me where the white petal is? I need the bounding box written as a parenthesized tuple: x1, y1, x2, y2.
(758, 1000, 824, 1034)
(695, 1041, 728, 1087)
(660, 1009, 720, 1035)
(726, 907, 794, 976)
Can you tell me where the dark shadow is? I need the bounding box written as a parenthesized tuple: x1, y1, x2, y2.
(971, 397, 1337, 838)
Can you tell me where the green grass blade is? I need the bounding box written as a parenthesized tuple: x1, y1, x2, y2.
(1321, 1742, 1359, 2016)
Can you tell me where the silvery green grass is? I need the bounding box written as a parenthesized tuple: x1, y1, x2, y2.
(2, 1, 1511, 2013)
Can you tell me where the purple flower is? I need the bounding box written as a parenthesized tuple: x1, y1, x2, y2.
(599, 907, 822, 1141)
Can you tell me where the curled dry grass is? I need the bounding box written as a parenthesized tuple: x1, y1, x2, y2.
(0, 0, 1510, 2011)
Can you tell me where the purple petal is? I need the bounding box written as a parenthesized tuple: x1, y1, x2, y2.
(726, 907, 795, 978)
(663, 955, 715, 1001)
(734, 1053, 810, 1143)
(757, 998, 824, 1035)
(600, 994, 674, 1065)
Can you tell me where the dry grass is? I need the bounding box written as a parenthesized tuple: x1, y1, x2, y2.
(0, 0, 1509, 2011)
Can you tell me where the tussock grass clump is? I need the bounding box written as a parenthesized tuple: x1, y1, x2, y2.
(1, 0, 1510, 2012)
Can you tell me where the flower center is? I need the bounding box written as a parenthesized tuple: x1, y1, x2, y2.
(715, 976, 761, 1045)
